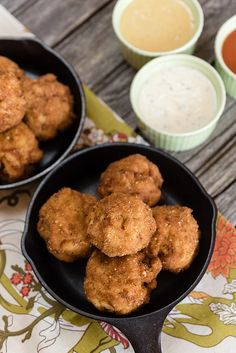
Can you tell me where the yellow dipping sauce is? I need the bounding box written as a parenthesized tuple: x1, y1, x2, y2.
(120, 0, 195, 52)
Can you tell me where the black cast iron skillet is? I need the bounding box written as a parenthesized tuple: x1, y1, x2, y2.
(21, 143, 217, 353)
(0, 37, 85, 189)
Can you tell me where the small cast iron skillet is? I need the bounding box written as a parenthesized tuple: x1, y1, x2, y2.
(0, 37, 85, 190)
(21, 143, 217, 353)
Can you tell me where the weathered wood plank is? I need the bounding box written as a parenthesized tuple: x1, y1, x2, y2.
(195, 135, 236, 195)
(215, 182, 236, 224)
(14, 0, 113, 46)
(0, 0, 36, 14)
(92, 62, 136, 125)
(196, 0, 236, 61)
(54, 1, 124, 86)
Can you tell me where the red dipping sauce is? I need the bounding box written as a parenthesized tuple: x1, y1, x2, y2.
(222, 29, 236, 74)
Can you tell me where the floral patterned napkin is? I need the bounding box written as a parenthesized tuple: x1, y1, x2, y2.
(0, 5, 236, 353)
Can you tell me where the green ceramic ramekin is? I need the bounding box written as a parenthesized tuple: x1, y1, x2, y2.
(112, 0, 204, 69)
(215, 15, 236, 99)
(130, 54, 226, 151)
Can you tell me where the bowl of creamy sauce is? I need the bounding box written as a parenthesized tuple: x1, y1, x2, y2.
(130, 55, 226, 151)
(215, 15, 236, 99)
(112, 0, 204, 69)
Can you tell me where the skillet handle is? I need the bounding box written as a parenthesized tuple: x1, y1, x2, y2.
(109, 310, 169, 353)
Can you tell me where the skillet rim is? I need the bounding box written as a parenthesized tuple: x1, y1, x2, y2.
(21, 142, 217, 321)
(0, 36, 85, 190)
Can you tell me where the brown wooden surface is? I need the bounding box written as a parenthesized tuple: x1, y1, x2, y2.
(1, 0, 235, 223)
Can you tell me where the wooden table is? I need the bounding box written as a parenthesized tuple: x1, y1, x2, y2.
(1, 0, 235, 224)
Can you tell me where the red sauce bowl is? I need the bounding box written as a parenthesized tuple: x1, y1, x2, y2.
(215, 15, 236, 99)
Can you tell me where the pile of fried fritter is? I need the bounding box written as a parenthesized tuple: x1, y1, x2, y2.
(38, 154, 200, 315)
(0, 56, 74, 182)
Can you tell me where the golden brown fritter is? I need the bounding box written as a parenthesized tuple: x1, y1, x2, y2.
(0, 72, 26, 133)
(0, 122, 43, 182)
(0, 56, 24, 78)
(38, 188, 97, 262)
(84, 250, 162, 314)
(22, 73, 74, 140)
(87, 193, 156, 257)
(97, 154, 163, 206)
(147, 206, 199, 273)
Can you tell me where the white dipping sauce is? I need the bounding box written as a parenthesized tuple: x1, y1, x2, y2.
(139, 66, 217, 133)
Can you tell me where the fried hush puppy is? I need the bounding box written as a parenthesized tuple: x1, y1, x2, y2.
(147, 206, 199, 273)
(87, 193, 156, 257)
(22, 73, 74, 140)
(0, 122, 43, 182)
(38, 188, 97, 262)
(97, 154, 163, 206)
(84, 250, 162, 314)
(0, 56, 24, 79)
(0, 72, 26, 133)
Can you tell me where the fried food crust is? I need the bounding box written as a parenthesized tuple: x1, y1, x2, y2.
(97, 154, 163, 206)
(22, 74, 74, 140)
(87, 193, 156, 257)
(38, 188, 97, 262)
(0, 122, 43, 182)
(84, 250, 162, 314)
(147, 206, 199, 273)
(0, 56, 24, 78)
(0, 72, 26, 133)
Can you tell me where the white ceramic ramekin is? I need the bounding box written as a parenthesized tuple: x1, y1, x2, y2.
(215, 15, 236, 99)
(112, 0, 204, 69)
(130, 54, 226, 151)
